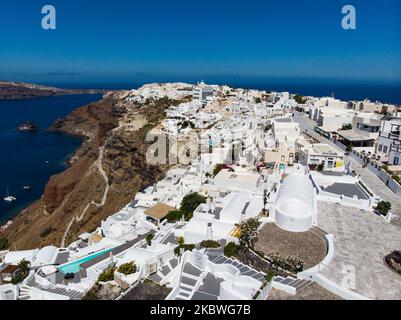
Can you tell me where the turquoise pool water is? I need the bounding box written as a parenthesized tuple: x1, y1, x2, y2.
(58, 248, 113, 274)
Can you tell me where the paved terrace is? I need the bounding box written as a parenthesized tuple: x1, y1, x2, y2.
(294, 111, 401, 227)
(316, 201, 401, 300)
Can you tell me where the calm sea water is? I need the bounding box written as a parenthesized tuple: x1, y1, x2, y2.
(0, 94, 102, 224)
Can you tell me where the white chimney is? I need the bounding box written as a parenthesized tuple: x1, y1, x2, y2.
(206, 223, 213, 241)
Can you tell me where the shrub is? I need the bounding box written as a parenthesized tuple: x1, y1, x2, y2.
(180, 192, 206, 221)
(238, 218, 261, 247)
(82, 288, 98, 300)
(0, 237, 10, 250)
(265, 270, 277, 282)
(269, 253, 304, 273)
(98, 267, 116, 282)
(317, 163, 324, 172)
(342, 124, 352, 130)
(166, 210, 183, 223)
(224, 242, 239, 258)
(174, 244, 195, 256)
(294, 95, 306, 104)
(117, 262, 137, 275)
(200, 240, 220, 249)
(177, 237, 185, 246)
(376, 201, 392, 216)
(346, 144, 353, 152)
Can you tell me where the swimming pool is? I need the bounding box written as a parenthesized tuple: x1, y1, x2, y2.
(58, 248, 113, 274)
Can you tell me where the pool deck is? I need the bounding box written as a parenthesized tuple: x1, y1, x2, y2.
(80, 230, 156, 270)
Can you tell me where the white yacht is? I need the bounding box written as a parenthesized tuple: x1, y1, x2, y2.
(4, 187, 16, 202)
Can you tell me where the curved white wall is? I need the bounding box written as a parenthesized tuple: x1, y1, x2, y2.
(275, 171, 315, 232)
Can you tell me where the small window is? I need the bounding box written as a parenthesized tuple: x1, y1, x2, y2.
(383, 146, 388, 153)
(394, 157, 400, 165)
(378, 144, 383, 152)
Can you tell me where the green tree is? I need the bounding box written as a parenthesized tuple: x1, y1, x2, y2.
(254, 97, 262, 103)
(262, 190, 269, 216)
(200, 240, 220, 248)
(294, 95, 306, 104)
(11, 259, 31, 284)
(117, 262, 137, 275)
(180, 192, 206, 221)
(166, 210, 183, 223)
(376, 201, 392, 216)
(238, 218, 261, 247)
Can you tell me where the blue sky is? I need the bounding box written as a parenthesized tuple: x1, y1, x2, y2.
(0, 0, 400, 85)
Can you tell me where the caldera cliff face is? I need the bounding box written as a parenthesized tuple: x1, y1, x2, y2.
(2, 91, 187, 249)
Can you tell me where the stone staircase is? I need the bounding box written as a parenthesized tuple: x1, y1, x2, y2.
(148, 256, 179, 285)
(175, 262, 203, 300)
(273, 275, 313, 293)
(21, 276, 83, 300)
(18, 285, 32, 300)
(209, 254, 266, 282)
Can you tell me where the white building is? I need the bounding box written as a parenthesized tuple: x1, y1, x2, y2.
(300, 143, 344, 170)
(273, 166, 317, 232)
(376, 117, 401, 164)
(336, 113, 381, 153)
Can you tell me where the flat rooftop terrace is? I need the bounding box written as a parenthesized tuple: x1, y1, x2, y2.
(323, 182, 369, 200)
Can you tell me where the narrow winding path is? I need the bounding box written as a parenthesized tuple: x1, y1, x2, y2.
(60, 146, 110, 247)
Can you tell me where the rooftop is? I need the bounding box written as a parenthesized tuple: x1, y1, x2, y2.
(145, 203, 176, 220)
(322, 182, 369, 200)
(337, 130, 374, 142)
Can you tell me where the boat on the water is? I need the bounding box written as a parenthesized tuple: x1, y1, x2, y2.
(22, 185, 31, 191)
(17, 121, 38, 132)
(4, 186, 16, 202)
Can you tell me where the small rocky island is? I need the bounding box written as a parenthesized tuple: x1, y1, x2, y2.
(17, 121, 38, 132)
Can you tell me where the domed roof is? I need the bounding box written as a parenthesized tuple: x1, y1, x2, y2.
(275, 170, 315, 232)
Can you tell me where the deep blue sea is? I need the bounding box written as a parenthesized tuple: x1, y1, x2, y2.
(0, 94, 102, 224)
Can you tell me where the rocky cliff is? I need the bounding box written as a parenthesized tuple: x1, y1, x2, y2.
(2, 92, 185, 249)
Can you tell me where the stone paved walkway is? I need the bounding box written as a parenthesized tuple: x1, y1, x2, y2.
(316, 201, 401, 300)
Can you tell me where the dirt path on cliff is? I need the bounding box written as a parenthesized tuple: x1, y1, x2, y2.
(60, 145, 110, 247)
(59, 122, 128, 247)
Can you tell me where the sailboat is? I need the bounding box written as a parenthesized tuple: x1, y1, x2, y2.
(4, 186, 16, 202)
